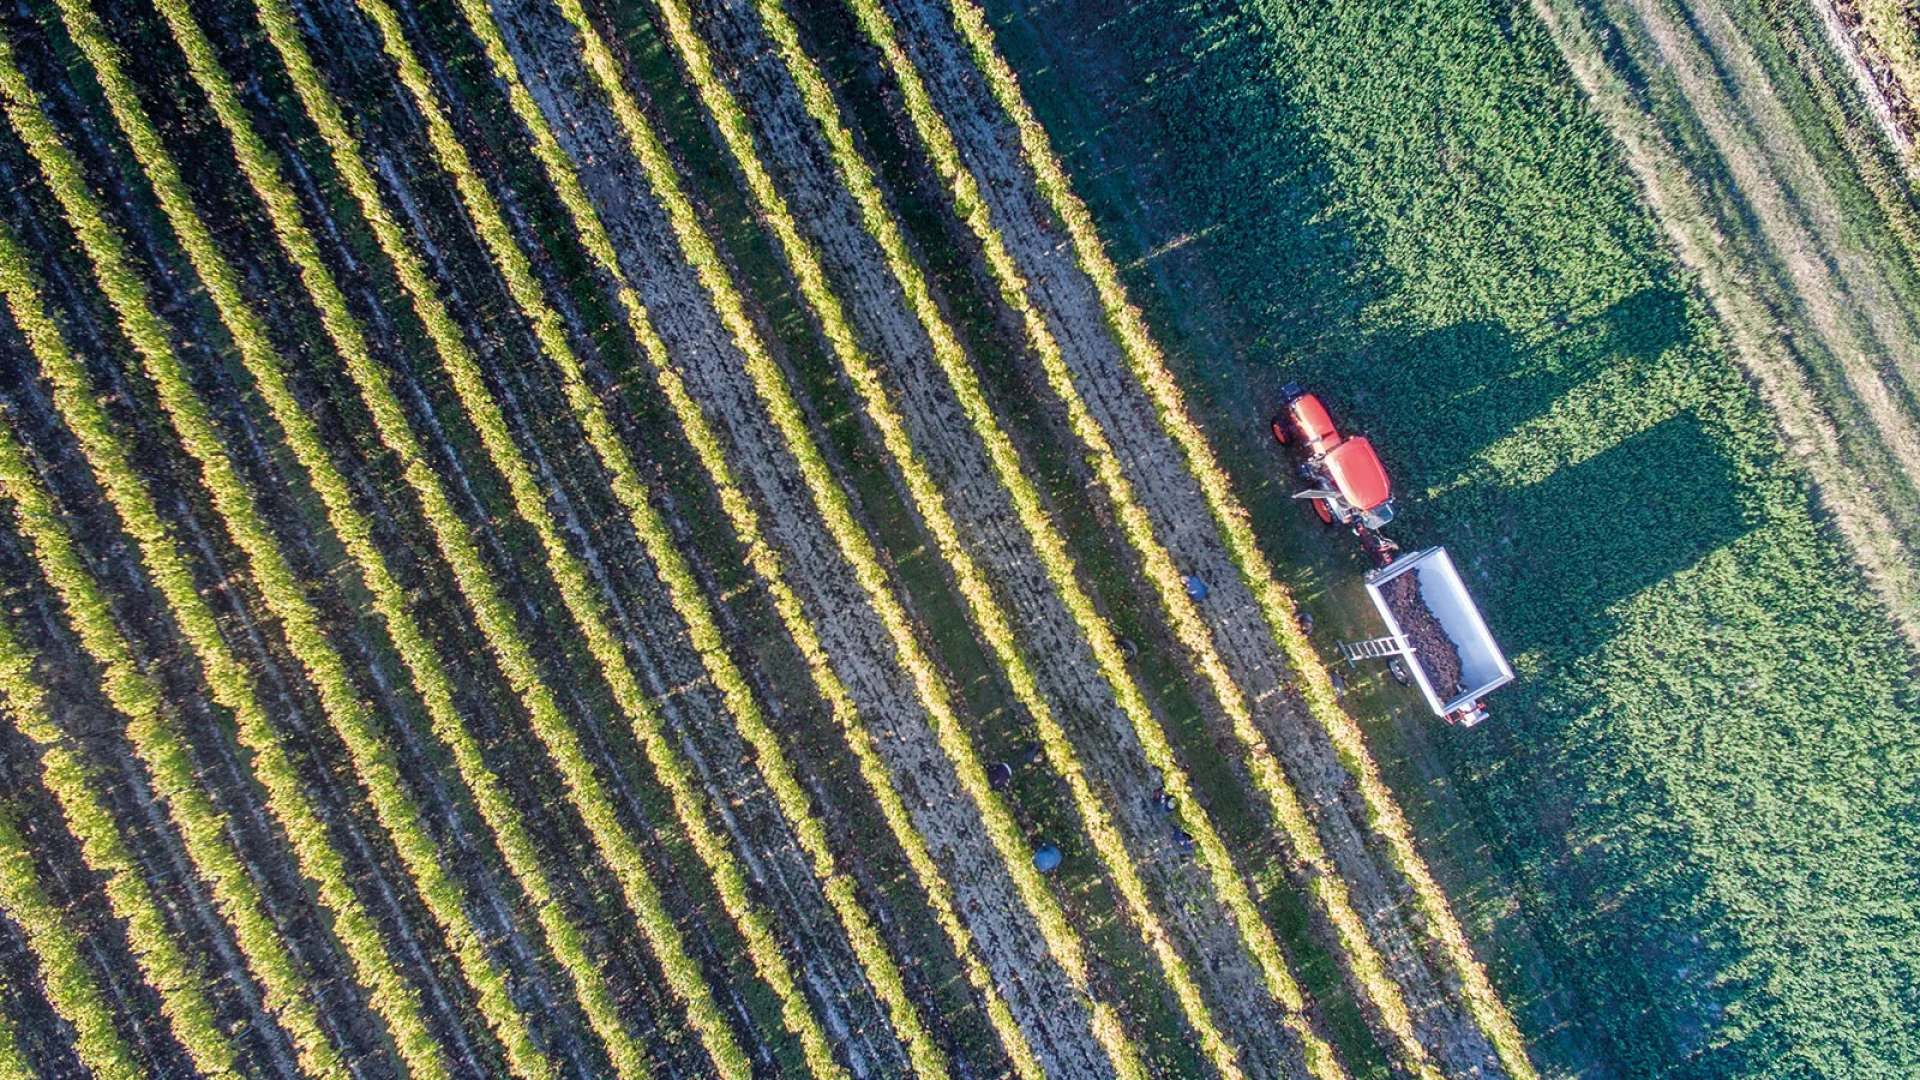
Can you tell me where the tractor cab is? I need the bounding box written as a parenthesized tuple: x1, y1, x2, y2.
(1322, 439, 1393, 527)
(1271, 384, 1395, 530)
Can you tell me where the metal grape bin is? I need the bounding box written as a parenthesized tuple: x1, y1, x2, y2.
(1355, 547, 1513, 723)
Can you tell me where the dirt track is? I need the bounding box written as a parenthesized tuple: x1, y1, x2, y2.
(1812, 0, 1916, 163)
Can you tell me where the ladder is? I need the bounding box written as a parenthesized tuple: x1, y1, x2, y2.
(1337, 635, 1413, 666)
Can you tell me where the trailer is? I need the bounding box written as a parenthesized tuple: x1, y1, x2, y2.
(1339, 547, 1513, 726)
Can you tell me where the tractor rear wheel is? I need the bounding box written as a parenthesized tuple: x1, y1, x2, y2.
(1311, 498, 1335, 525)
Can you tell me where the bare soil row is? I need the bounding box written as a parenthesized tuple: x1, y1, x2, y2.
(0, 0, 1523, 1073)
(4, 4, 726, 1071)
(453, 0, 1147, 1070)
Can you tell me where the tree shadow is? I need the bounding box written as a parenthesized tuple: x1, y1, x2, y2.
(1451, 412, 1753, 658)
(984, 0, 1777, 1071)
(1333, 286, 1693, 480)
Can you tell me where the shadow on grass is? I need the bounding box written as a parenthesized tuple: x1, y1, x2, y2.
(1434, 410, 1751, 657)
(1344, 287, 1693, 479)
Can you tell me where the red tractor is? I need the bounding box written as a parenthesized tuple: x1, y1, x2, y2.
(1271, 383, 1513, 726)
(1270, 383, 1395, 532)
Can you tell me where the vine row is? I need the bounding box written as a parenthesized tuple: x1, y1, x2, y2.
(0, 34, 359, 1078)
(0, 801, 139, 1079)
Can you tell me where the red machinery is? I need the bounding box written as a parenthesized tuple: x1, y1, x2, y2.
(1271, 383, 1512, 726)
(1270, 384, 1395, 531)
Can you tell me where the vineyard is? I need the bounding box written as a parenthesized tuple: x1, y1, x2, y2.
(1, 0, 1913, 1076)
(0, 0, 1546, 1076)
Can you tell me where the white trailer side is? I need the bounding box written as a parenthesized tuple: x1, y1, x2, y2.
(1362, 547, 1514, 718)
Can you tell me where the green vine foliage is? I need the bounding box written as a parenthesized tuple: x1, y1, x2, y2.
(0, 223, 242, 1080)
(441, 0, 1157, 1074)
(0, 33, 354, 1076)
(0, 804, 139, 1080)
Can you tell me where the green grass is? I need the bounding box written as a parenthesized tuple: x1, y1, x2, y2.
(974, 0, 1920, 1076)
(3, 0, 1912, 1075)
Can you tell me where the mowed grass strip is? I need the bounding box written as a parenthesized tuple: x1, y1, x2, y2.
(930, 2, 1537, 1075)
(639, 1, 1286, 1077)
(39, 8, 552, 1077)
(832, 0, 1426, 1071)
(446, 0, 1150, 1075)
(0, 479, 236, 1080)
(314, 0, 865, 1074)
(0, 804, 139, 1080)
(342, 0, 949, 1074)
(512, 9, 1051, 1079)
(152, 4, 653, 1075)
(0, 31, 359, 1080)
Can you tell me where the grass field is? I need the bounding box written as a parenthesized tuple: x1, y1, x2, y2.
(0, 0, 1913, 1077)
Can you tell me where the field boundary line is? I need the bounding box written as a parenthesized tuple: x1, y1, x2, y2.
(43, 7, 577, 1076)
(1789, 3, 1920, 275)
(333, 0, 963, 1074)
(156, 3, 667, 1074)
(1565, 0, 1920, 648)
(454, 0, 1157, 1073)
(0, 29, 377, 1079)
(836, 0, 1441, 1071)
(1810, 0, 1918, 173)
(0, 237, 243, 1080)
(0, 802, 140, 1080)
(646, 0, 1345, 1075)
(927, 1, 1539, 1074)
